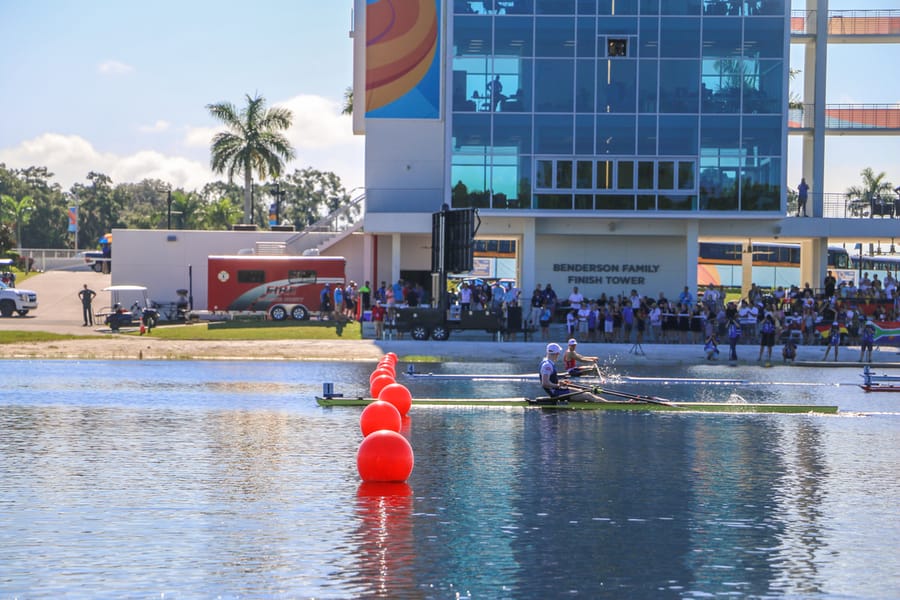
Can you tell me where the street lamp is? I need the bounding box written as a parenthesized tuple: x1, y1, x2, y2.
(166, 189, 173, 229)
(270, 182, 287, 227)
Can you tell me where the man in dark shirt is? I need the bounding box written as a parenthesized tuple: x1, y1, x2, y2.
(78, 284, 96, 326)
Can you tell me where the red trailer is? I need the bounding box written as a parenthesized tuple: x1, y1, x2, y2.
(207, 255, 346, 321)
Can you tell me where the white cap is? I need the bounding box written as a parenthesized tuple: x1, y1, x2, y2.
(546, 343, 562, 354)
(568, 338, 577, 346)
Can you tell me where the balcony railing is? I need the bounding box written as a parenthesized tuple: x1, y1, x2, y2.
(819, 192, 900, 219)
(792, 10, 900, 36)
(789, 104, 900, 130)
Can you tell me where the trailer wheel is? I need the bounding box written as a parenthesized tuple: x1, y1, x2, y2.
(270, 306, 288, 321)
(411, 325, 431, 341)
(431, 325, 450, 341)
(290, 305, 309, 321)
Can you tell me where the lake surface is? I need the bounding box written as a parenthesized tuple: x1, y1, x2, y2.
(1, 359, 898, 599)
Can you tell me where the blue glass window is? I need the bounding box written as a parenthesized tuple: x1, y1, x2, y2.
(536, 0, 576, 14)
(702, 18, 742, 58)
(660, 18, 700, 58)
(575, 114, 595, 153)
(596, 114, 636, 154)
(700, 115, 740, 151)
(639, 0, 659, 15)
(639, 17, 659, 57)
(596, 59, 636, 113)
(637, 115, 657, 155)
(659, 60, 699, 113)
(660, 0, 700, 15)
(659, 116, 698, 155)
(452, 113, 491, 150)
(495, 17, 534, 56)
(741, 157, 780, 211)
(535, 17, 575, 57)
(575, 60, 595, 113)
(638, 60, 658, 112)
(493, 114, 533, 153)
(535, 115, 574, 153)
(741, 116, 781, 156)
(576, 17, 596, 57)
(534, 60, 574, 112)
(454, 15, 492, 57)
(598, 0, 638, 14)
(744, 18, 784, 59)
(743, 59, 783, 114)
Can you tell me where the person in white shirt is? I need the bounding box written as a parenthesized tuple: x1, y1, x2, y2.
(568, 286, 584, 310)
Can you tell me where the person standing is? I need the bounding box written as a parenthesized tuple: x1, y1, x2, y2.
(359, 280, 371, 311)
(727, 317, 741, 361)
(824, 271, 836, 298)
(78, 284, 96, 326)
(859, 321, 875, 362)
(823, 321, 841, 361)
(757, 313, 777, 363)
(797, 177, 809, 217)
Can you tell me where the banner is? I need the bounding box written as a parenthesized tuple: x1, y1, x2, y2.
(67, 206, 77, 233)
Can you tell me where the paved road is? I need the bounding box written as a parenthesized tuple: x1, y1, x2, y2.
(0, 270, 111, 335)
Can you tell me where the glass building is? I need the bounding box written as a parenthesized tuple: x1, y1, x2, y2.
(449, 0, 786, 214)
(353, 0, 802, 300)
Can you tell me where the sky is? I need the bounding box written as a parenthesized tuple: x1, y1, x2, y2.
(0, 0, 897, 197)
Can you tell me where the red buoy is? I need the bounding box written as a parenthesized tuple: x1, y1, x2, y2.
(377, 382, 413, 417)
(370, 374, 395, 399)
(360, 400, 402, 437)
(357, 430, 414, 482)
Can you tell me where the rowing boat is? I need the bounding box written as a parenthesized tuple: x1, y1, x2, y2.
(403, 370, 746, 386)
(315, 396, 838, 414)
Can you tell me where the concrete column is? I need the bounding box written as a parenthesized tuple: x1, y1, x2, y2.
(391, 234, 401, 284)
(800, 238, 828, 291)
(685, 221, 699, 296)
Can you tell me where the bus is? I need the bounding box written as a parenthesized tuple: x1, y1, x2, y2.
(207, 255, 346, 321)
(850, 254, 900, 285)
(698, 242, 853, 290)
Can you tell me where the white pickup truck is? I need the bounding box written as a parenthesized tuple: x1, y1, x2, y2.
(0, 281, 38, 317)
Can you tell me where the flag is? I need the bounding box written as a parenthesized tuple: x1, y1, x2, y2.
(67, 206, 77, 233)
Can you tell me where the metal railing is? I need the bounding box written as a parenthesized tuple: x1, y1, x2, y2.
(819, 192, 900, 219)
(282, 192, 366, 254)
(792, 10, 900, 36)
(789, 104, 900, 130)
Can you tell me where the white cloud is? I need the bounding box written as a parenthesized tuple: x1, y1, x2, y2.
(0, 133, 212, 190)
(0, 93, 364, 193)
(138, 120, 171, 133)
(97, 60, 134, 75)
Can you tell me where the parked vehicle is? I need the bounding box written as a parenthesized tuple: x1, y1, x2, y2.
(206, 255, 346, 321)
(96, 285, 159, 331)
(0, 280, 38, 317)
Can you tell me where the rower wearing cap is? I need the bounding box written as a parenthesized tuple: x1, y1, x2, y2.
(563, 338, 599, 377)
(540, 343, 567, 397)
(540, 343, 605, 402)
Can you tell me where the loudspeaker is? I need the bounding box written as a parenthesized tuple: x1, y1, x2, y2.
(431, 208, 476, 273)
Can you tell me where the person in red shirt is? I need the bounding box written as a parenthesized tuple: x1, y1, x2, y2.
(371, 302, 386, 339)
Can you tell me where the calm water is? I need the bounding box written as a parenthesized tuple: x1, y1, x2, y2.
(1, 359, 899, 599)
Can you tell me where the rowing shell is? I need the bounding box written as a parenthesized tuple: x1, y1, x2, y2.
(403, 372, 746, 386)
(316, 396, 838, 414)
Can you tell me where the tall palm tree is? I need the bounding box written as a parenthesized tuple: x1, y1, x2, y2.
(207, 94, 295, 224)
(845, 167, 894, 202)
(0, 194, 35, 250)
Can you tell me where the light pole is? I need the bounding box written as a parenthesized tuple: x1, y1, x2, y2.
(166, 189, 173, 229)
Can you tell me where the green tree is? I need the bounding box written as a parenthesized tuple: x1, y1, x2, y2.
(342, 86, 353, 115)
(207, 94, 295, 224)
(201, 197, 242, 230)
(845, 167, 894, 203)
(71, 171, 123, 249)
(0, 193, 35, 250)
(283, 168, 352, 229)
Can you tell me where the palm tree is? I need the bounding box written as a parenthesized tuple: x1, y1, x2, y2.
(207, 94, 295, 224)
(0, 194, 35, 250)
(342, 87, 353, 115)
(845, 167, 894, 203)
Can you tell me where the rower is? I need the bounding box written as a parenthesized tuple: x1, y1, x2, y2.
(540, 343, 568, 398)
(563, 338, 599, 377)
(540, 343, 606, 402)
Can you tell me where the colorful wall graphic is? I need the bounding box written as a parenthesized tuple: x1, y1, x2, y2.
(365, 0, 441, 119)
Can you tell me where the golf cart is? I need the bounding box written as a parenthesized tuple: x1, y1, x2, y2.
(97, 285, 159, 331)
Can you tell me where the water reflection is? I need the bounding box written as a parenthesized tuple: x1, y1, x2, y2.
(1, 360, 898, 598)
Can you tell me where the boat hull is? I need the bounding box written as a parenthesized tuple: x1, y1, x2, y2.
(316, 397, 838, 414)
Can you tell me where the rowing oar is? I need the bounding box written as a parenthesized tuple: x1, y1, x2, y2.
(564, 381, 680, 408)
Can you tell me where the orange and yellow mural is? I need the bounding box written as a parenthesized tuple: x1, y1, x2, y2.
(366, 0, 440, 118)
